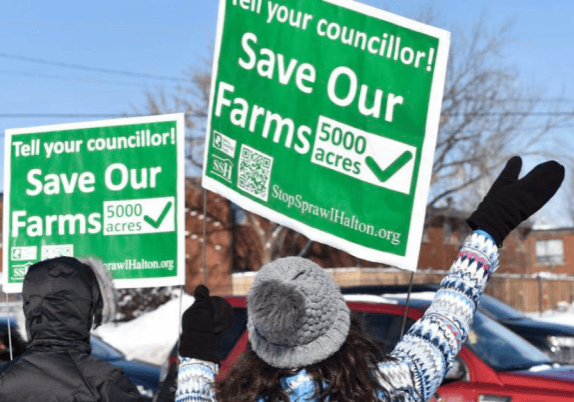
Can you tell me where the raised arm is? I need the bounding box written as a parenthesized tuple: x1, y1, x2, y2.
(377, 157, 564, 401)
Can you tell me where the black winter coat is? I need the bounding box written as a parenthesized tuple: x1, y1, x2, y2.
(0, 340, 144, 401)
(0, 257, 144, 402)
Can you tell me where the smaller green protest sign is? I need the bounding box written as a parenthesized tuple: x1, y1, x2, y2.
(2, 114, 185, 293)
(202, 0, 450, 271)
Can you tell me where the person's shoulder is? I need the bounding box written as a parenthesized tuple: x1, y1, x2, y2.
(0, 353, 42, 392)
(0, 352, 31, 376)
(77, 354, 142, 397)
(75, 352, 128, 379)
(0, 357, 18, 375)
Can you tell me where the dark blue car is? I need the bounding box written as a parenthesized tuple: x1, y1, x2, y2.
(0, 316, 160, 401)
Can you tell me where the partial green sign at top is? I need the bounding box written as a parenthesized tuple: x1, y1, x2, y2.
(203, 0, 450, 270)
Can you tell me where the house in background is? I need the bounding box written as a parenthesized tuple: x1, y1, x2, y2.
(419, 207, 533, 275)
(524, 227, 574, 275)
(419, 208, 574, 276)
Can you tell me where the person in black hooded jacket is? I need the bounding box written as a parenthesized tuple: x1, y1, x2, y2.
(0, 256, 144, 402)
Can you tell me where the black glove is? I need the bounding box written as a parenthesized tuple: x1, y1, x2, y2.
(467, 156, 564, 246)
(179, 285, 234, 363)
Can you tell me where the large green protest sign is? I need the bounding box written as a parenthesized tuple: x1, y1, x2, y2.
(3, 114, 185, 293)
(203, 0, 450, 270)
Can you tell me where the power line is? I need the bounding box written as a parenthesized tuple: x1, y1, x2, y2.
(521, 124, 574, 130)
(2, 53, 573, 105)
(461, 97, 574, 104)
(450, 112, 573, 117)
(0, 113, 139, 118)
(0, 52, 190, 83)
(1, 111, 573, 119)
(0, 69, 156, 87)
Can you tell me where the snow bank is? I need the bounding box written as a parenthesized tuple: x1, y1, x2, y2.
(526, 308, 574, 327)
(93, 294, 195, 365)
(534, 313, 574, 326)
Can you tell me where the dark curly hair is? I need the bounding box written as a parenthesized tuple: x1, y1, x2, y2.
(217, 318, 396, 402)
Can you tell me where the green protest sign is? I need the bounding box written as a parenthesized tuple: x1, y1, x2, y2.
(2, 114, 185, 293)
(203, 0, 450, 270)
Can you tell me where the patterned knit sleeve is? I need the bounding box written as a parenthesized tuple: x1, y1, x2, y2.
(376, 230, 499, 402)
(175, 357, 219, 402)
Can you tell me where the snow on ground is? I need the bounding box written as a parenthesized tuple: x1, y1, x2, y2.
(93, 294, 195, 366)
(526, 309, 574, 327)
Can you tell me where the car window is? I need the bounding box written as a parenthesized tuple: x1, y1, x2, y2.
(478, 294, 524, 320)
(465, 312, 553, 371)
(90, 336, 125, 360)
(216, 308, 247, 362)
(352, 311, 416, 353)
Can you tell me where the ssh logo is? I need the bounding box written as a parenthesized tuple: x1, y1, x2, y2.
(12, 262, 33, 279)
(212, 155, 233, 182)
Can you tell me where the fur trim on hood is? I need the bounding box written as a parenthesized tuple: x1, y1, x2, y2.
(80, 258, 116, 327)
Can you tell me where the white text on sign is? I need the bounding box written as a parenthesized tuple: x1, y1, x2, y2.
(25, 163, 162, 196)
(103, 197, 175, 235)
(311, 116, 416, 194)
(12, 129, 176, 159)
(238, 32, 404, 123)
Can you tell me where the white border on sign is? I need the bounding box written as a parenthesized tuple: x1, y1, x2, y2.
(325, 0, 450, 39)
(203, 0, 450, 271)
(2, 114, 186, 293)
(203, 176, 419, 269)
(202, 0, 228, 176)
(322, 0, 451, 272)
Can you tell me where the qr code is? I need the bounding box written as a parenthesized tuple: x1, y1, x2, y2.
(238, 145, 274, 201)
(41, 244, 74, 260)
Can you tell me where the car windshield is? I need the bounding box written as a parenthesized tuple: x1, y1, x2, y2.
(478, 294, 525, 320)
(466, 312, 553, 371)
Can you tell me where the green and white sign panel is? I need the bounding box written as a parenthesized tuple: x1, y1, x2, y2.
(203, 0, 450, 270)
(3, 114, 185, 293)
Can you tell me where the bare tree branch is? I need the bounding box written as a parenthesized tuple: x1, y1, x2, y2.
(429, 16, 573, 211)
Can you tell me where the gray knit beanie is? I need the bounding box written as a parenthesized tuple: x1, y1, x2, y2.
(247, 257, 350, 369)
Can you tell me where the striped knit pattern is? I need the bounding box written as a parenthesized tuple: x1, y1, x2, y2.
(175, 358, 218, 402)
(384, 231, 499, 401)
(175, 231, 499, 402)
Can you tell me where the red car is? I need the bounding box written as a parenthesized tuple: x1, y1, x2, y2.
(157, 295, 574, 402)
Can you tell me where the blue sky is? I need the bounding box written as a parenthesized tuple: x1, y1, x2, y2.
(2, 0, 573, 223)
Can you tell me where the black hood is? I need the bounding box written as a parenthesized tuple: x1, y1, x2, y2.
(23, 257, 102, 345)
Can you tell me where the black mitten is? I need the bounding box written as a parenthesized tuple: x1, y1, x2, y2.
(212, 296, 235, 336)
(179, 285, 234, 363)
(467, 156, 564, 246)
